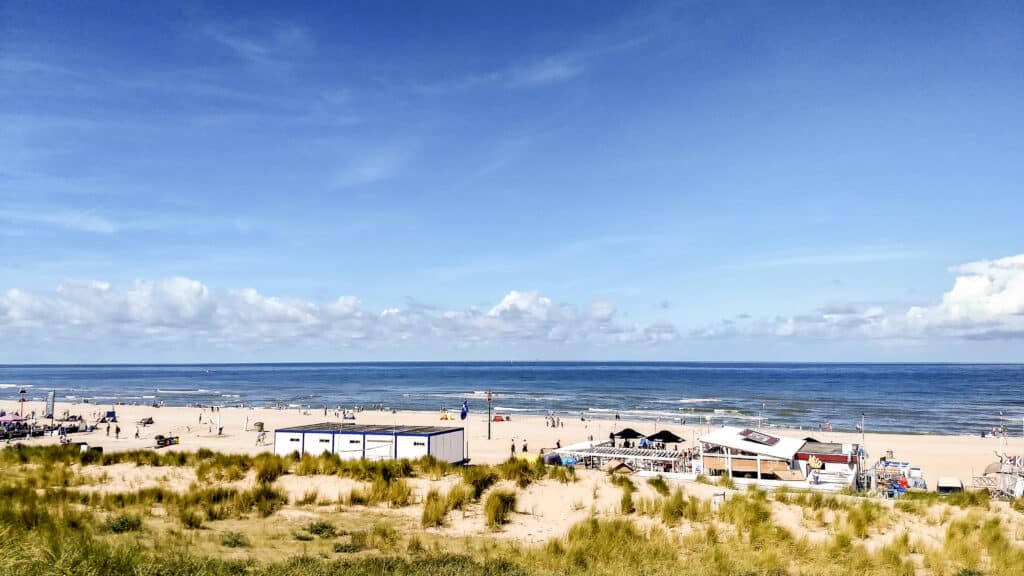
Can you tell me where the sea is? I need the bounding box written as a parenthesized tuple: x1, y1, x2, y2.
(1, 363, 1022, 435)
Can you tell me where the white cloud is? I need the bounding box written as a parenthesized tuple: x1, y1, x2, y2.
(0, 280, 676, 353)
(509, 57, 583, 87)
(0, 207, 118, 234)
(202, 22, 311, 66)
(906, 254, 1024, 339)
(332, 147, 412, 188)
(695, 252, 1024, 342)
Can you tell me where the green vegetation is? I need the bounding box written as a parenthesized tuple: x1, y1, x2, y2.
(646, 475, 670, 496)
(6, 444, 1024, 576)
(221, 531, 249, 548)
(348, 477, 414, 507)
(485, 490, 517, 528)
(102, 513, 142, 533)
(462, 465, 499, 499)
(421, 488, 448, 527)
(306, 520, 337, 538)
(610, 473, 636, 515)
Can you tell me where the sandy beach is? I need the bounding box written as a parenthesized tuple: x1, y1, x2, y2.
(3, 398, 1016, 491)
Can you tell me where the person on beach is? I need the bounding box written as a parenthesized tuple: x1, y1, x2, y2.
(511, 439, 516, 457)
(115, 425, 120, 439)
(134, 427, 139, 439)
(106, 423, 110, 436)
(522, 440, 528, 453)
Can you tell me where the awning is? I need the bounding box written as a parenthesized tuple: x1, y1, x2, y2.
(613, 427, 645, 439)
(646, 430, 684, 443)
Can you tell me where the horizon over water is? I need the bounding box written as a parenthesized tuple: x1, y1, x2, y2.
(2, 362, 1023, 435)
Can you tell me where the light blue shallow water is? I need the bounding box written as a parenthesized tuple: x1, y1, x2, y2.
(2, 362, 1023, 435)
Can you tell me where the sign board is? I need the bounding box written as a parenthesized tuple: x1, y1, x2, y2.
(739, 428, 780, 446)
(45, 390, 56, 419)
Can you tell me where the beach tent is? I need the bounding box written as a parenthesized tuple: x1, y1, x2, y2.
(104, 410, 117, 423)
(544, 452, 563, 465)
(0, 414, 25, 424)
(646, 430, 684, 444)
(613, 428, 645, 439)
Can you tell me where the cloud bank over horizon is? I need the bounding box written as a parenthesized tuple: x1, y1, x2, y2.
(0, 280, 676, 361)
(1, 253, 1023, 362)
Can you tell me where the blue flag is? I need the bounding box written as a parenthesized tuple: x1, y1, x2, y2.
(460, 400, 469, 420)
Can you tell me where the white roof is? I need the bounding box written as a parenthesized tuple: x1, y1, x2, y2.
(937, 476, 963, 488)
(699, 426, 805, 461)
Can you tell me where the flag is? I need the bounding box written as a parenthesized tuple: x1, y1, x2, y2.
(460, 400, 469, 420)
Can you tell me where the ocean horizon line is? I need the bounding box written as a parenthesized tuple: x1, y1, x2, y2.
(2, 360, 1024, 368)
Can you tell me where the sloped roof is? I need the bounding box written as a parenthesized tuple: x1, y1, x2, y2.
(613, 427, 645, 439)
(699, 426, 804, 461)
(647, 430, 685, 443)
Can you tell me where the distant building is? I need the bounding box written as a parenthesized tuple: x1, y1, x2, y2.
(273, 423, 466, 464)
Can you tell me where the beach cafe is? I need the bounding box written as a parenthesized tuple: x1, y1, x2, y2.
(699, 426, 861, 491)
(555, 427, 692, 474)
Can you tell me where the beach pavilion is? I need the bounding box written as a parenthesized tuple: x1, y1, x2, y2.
(699, 426, 861, 490)
(555, 438, 687, 474)
(700, 426, 805, 481)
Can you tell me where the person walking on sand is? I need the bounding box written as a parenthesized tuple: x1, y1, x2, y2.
(522, 439, 528, 453)
(106, 423, 110, 437)
(115, 425, 120, 439)
(511, 439, 516, 457)
(134, 427, 139, 439)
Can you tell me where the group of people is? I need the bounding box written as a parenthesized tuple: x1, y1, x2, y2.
(545, 414, 564, 428)
(511, 438, 528, 456)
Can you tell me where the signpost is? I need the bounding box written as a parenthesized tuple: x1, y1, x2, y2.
(487, 391, 493, 440)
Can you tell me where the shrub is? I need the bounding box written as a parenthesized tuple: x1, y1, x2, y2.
(499, 458, 542, 488)
(446, 483, 474, 511)
(422, 489, 448, 527)
(103, 513, 142, 533)
(661, 488, 686, 525)
(334, 541, 363, 553)
(462, 466, 498, 500)
(294, 532, 314, 541)
(719, 492, 771, 533)
(647, 475, 670, 496)
(221, 531, 248, 548)
(619, 490, 635, 515)
(716, 475, 736, 489)
(180, 508, 203, 529)
(414, 455, 451, 480)
(485, 490, 517, 528)
(306, 520, 337, 538)
(254, 455, 286, 484)
(548, 465, 576, 484)
(297, 490, 319, 505)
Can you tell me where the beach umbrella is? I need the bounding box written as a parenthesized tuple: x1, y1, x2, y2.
(613, 427, 645, 439)
(646, 430, 684, 444)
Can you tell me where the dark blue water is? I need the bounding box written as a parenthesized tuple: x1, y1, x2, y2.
(2, 363, 1022, 434)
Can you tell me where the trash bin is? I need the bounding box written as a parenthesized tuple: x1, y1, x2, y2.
(254, 422, 264, 432)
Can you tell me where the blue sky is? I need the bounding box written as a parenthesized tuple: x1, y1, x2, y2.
(1, 1, 1023, 362)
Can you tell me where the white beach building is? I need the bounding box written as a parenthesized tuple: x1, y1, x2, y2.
(273, 422, 466, 464)
(699, 426, 859, 490)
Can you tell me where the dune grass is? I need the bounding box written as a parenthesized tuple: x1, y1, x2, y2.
(646, 475, 670, 496)
(484, 490, 517, 528)
(7, 444, 1024, 576)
